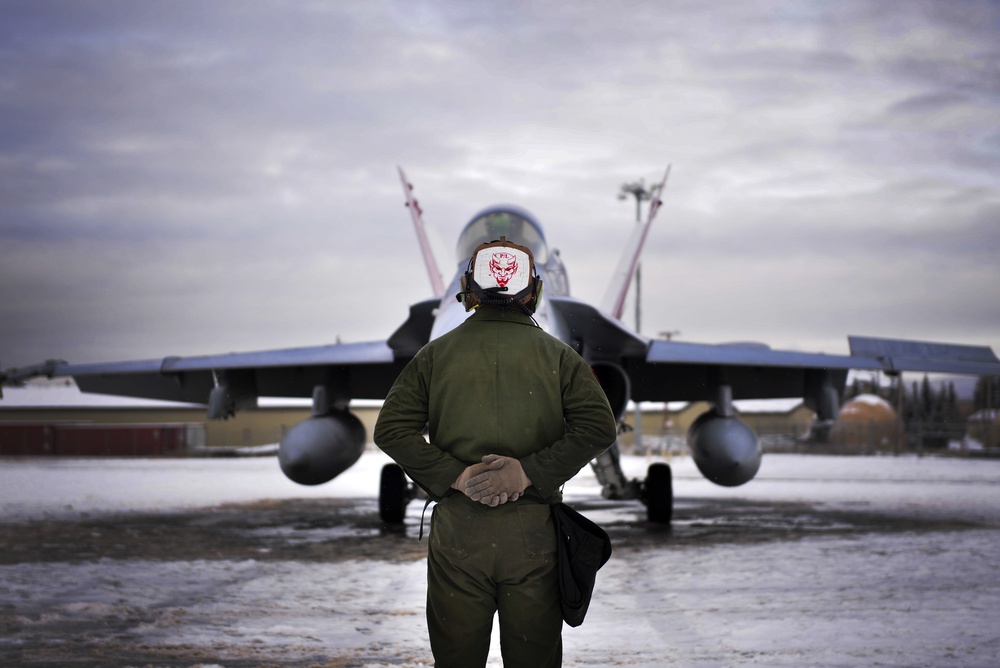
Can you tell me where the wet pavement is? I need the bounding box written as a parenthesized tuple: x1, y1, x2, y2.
(2, 454, 999, 667)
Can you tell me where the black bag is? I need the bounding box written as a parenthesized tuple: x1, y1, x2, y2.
(550, 502, 613, 627)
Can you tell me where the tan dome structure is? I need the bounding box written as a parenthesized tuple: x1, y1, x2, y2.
(831, 394, 903, 450)
(839, 394, 898, 421)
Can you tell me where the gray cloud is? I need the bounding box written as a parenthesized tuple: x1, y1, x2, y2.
(1, 0, 998, 370)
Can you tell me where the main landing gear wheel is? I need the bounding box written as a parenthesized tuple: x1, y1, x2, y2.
(644, 462, 673, 524)
(379, 463, 415, 524)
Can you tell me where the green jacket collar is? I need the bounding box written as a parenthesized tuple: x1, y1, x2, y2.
(467, 307, 536, 327)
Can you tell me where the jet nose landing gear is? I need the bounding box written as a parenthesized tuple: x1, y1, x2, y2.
(592, 446, 674, 524)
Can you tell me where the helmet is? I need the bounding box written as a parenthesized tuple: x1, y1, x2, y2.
(457, 237, 543, 314)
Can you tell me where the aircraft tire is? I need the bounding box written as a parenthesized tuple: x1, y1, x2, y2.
(379, 463, 409, 524)
(645, 462, 673, 524)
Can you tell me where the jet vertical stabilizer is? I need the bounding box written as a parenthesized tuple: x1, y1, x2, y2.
(600, 165, 671, 320)
(398, 166, 446, 297)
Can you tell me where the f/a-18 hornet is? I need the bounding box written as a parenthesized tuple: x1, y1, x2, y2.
(4, 167, 999, 524)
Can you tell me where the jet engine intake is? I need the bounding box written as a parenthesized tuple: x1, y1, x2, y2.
(687, 409, 762, 487)
(590, 362, 630, 423)
(278, 410, 366, 486)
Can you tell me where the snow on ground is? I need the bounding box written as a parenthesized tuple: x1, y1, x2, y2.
(4, 449, 999, 524)
(2, 450, 1000, 666)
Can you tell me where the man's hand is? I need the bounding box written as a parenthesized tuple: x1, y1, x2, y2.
(465, 455, 531, 507)
(451, 458, 504, 498)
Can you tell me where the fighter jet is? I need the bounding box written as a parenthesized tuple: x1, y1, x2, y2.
(3, 167, 999, 524)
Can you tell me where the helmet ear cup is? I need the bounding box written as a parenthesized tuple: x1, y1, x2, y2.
(457, 272, 471, 308)
(529, 275, 543, 312)
(457, 254, 480, 310)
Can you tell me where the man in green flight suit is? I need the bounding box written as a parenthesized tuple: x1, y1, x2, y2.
(374, 236, 617, 668)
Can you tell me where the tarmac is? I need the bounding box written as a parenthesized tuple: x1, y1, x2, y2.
(2, 451, 999, 667)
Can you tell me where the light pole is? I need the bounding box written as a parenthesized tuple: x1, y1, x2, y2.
(619, 178, 652, 452)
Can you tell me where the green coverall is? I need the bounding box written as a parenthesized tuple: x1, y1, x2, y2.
(374, 307, 617, 667)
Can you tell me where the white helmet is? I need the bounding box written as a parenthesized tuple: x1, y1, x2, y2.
(457, 237, 542, 313)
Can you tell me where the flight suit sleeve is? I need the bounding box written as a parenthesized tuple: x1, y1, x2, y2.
(519, 351, 618, 500)
(373, 353, 468, 501)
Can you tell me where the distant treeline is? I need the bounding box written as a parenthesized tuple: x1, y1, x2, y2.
(844, 374, 999, 449)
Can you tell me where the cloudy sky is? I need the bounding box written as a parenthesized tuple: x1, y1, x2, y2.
(2, 0, 998, 371)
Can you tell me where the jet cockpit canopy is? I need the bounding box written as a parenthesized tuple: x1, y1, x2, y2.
(457, 206, 548, 266)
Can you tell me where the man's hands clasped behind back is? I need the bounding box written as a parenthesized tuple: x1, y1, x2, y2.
(451, 455, 533, 507)
(464, 454, 532, 507)
(452, 457, 504, 495)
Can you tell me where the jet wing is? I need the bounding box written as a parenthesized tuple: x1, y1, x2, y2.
(848, 336, 1000, 376)
(3, 298, 442, 412)
(635, 338, 873, 406)
(641, 334, 998, 404)
(646, 339, 872, 370)
(43, 339, 399, 408)
(551, 295, 1000, 406)
(552, 296, 858, 404)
